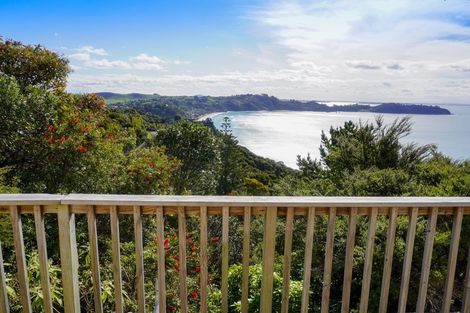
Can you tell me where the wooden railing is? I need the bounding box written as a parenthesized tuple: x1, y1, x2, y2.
(0, 195, 470, 313)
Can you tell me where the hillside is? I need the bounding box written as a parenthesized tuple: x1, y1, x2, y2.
(98, 93, 451, 120)
(97, 92, 158, 104)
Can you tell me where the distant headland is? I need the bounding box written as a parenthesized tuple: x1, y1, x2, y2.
(98, 93, 451, 120)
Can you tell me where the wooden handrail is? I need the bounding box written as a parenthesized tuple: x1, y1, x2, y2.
(0, 194, 469, 313)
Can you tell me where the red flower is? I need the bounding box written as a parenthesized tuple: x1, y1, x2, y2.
(81, 126, 89, 133)
(211, 236, 219, 244)
(167, 305, 177, 311)
(173, 233, 177, 238)
(191, 245, 197, 252)
(78, 146, 87, 152)
(164, 237, 170, 250)
(175, 263, 180, 271)
(148, 162, 155, 168)
(190, 291, 198, 299)
(195, 266, 200, 273)
(60, 135, 66, 143)
(47, 125, 54, 132)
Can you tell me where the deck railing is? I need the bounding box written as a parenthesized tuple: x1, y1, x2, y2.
(0, 195, 470, 313)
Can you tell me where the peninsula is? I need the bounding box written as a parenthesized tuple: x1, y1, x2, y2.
(98, 93, 452, 120)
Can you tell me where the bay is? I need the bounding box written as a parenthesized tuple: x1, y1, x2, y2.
(211, 104, 470, 168)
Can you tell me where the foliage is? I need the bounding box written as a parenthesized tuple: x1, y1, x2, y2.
(155, 120, 219, 194)
(1, 37, 469, 313)
(227, 262, 303, 313)
(217, 117, 244, 194)
(0, 38, 70, 91)
(102, 92, 450, 120)
(318, 116, 435, 178)
(5, 251, 63, 312)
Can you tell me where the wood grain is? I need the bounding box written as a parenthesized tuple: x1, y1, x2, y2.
(321, 207, 336, 313)
(260, 207, 278, 313)
(281, 207, 295, 313)
(341, 207, 357, 313)
(397, 207, 419, 313)
(441, 207, 464, 313)
(110, 206, 124, 313)
(416, 207, 438, 313)
(359, 207, 378, 313)
(241, 206, 251, 313)
(378, 207, 398, 313)
(34, 205, 53, 313)
(301, 207, 316, 313)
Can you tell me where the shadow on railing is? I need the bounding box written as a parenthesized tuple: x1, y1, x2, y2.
(0, 195, 469, 313)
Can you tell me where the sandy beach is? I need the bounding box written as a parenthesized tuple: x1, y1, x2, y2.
(196, 112, 225, 121)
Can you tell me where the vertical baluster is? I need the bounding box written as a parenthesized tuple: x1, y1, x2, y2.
(378, 207, 398, 313)
(0, 238, 10, 313)
(260, 207, 278, 313)
(462, 245, 470, 313)
(134, 206, 146, 313)
(200, 206, 208, 313)
(178, 206, 188, 313)
(321, 207, 336, 313)
(416, 207, 438, 313)
(241, 206, 251, 313)
(87, 206, 103, 313)
(281, 207, 295, 313)
(34, 205, 53, 313)
(58, 204, 80, 313)
(156, 206, 166, 312)
(221, 206, 230, 313)
(359, 207, 378, 313)
(341, 207, 357, 313)
(301, 207, 316, 313)
(397, 207, 419, 313)
(110, 206, 124, 313)
(10, 205, 32, 313)
(441, 207, 464, 313)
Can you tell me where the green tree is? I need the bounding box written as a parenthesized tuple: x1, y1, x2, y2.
(0, 38, 70, 91)
(217, 117, 243, 195)
(318, 116, 435, 177)
(155, 120, 218, 194)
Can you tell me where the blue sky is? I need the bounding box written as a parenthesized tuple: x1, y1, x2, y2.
(1, 0, 470, 103)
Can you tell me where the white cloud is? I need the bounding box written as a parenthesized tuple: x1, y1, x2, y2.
(68, 52, 91, 61)
(65, 2, 470, 103)
(173, 60, 190, 65)
(240, 0, 470, 103)
(68, 45, 108, 63)
(76, 45, 108, 56)
(129, 53, 165, 70)
(131, 53, 165, 64)
(129, 54, 190, 69)
(85, 59, 131, 69)
(132, 62, 164, 70)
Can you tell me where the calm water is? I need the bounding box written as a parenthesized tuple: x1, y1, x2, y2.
(211, 104, 470, 168)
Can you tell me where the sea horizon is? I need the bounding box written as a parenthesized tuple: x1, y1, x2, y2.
(211, 103, 470, 168)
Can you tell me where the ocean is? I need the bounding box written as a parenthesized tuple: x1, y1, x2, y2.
(211, 104, 470, 168)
